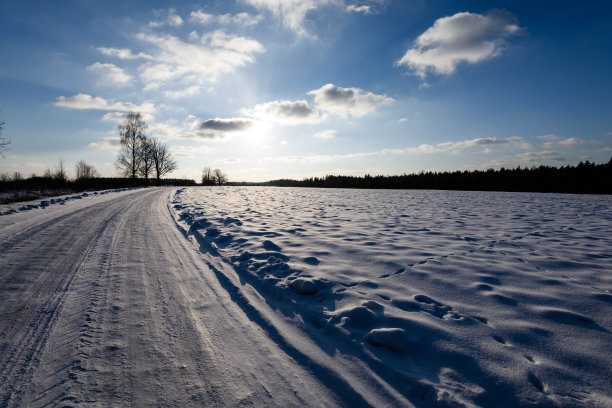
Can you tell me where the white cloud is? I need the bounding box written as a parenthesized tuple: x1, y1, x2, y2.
(96, 47, 152, 60)
(241, 84, 392, 125)
(101, 112, 126, 122)
(308, 83, 394, 118)
(147, 122, 184, 140)
(136, 30, 264, 88)
(190, 10, 262, 26)
(243, 99, 321, 125)
(87, 62, 132, 85)
(55, 94, 155, 113)
(241, 0, 335, 36)
(517, 151, 564, 163)
(149, 9, 184, 28)
(88, 136, 120, 150)
(396, 10, 521, 79)
(189, 10, 214, 24)
(164, 85, 201, 99)
(540, 137, 585, 148)
(232, 12, 264, 26)
(536, 133, 559, 140)
(346, 5, 372, 14)
(405, 136, 531, 154)
(314, 129, 337, 139)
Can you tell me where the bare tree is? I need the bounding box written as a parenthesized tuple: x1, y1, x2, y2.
(201, 166, 214, 185)
(54, 158, 67, 182)
(0, 119, 9, 157)
(212, 168, 227, 186)
(139, 137, 155, 184)
(75, 160, 100, 179)
(150, 138, 177, 185)
(116, 111, 146, 179)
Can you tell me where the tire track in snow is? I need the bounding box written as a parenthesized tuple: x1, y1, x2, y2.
(0, 196, 132, 407)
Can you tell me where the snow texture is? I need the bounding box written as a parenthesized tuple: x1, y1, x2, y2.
(0, 186, 610, 407)
(171, 187, 612, 407)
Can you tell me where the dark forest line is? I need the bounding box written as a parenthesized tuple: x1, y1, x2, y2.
(258, 159, 612, 194)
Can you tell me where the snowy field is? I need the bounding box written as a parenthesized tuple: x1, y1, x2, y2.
(171, 187, 612, 407)
(0, 186, 610, 407)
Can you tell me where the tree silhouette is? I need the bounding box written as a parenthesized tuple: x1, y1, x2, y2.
(75, 160, 100, 179)
(0, 119, 9, 157)
(150, 138, 177, 185)
(212, 168, 227, 186)
(201, 166, 214, 185)
(139, 137, 155, 184)
(116, 111, 146, 179)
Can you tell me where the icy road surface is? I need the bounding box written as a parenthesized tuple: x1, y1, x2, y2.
(1, 186, 611, 407)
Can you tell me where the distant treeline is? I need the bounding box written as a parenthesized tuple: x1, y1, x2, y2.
(264, 159, 612, 194)
(1, 176, 196, 193)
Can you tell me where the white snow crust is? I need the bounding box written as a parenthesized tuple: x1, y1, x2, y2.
(171, 186, 612, 407)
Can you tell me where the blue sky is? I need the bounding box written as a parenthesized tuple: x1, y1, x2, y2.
(1, 0, 611, 182)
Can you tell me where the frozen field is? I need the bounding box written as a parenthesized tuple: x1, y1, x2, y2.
(0, 186, 610, 407)
(171, 187, 611, 407)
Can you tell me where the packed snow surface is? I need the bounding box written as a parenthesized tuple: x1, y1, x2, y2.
(1, 186, 610, 407)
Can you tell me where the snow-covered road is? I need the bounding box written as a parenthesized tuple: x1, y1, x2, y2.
(0, 188, 339, 407)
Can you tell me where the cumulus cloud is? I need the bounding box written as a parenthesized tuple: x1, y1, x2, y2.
(308, 83, 394, 118)
(517, 151, 564, 163)
(396, 10, 521, 79)
(136, 30, 264, 89)
(87, 62, 132, 85)
(189, 10, 214, 24)
(178, 117, 254, 139)
(540, 137, 585, 149)
(199, 118, 253, 132)
(241, 0, 335, 36)
(314, 129, 337, 139)
(96, 47, 152, 60)
(149, 9, 184, 28)
(243, 99, 320, 125)
(55, 94, 155, 113)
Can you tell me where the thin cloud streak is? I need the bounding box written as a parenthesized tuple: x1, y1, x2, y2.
(55, 94, 155, 113)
